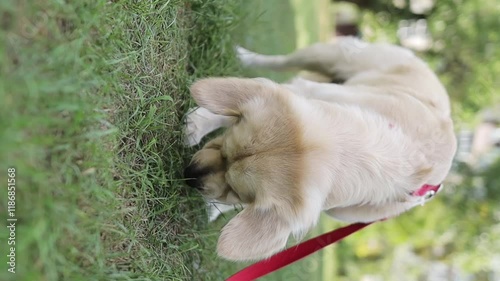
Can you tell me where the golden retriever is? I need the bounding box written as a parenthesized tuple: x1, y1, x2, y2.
(183, 37, 457, 261)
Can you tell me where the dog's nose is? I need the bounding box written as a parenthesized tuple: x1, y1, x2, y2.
(183, 164, 205, 189)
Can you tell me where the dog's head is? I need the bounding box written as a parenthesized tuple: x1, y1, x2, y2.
(184, 78, 319, 261)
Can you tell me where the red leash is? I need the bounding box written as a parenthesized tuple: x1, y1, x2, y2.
(226, 222, 373, 281)
(225, 183, 441, 281)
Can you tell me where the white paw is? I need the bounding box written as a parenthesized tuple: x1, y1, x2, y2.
(235, 45, 258, 67)
(207, 201, 242, 222)
(184, 107, 218, 147)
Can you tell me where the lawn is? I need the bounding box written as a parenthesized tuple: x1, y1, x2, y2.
(0, 0, 330, 280)
(6, 0, 496, 280)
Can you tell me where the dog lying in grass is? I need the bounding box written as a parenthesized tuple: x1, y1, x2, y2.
(183, 37, 457, 261)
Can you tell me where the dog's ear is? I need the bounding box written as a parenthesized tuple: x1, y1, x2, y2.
(217, 206, 291, 261)
(190, 77, 277, 116)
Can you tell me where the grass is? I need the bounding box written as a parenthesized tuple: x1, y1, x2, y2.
(291, 0, 332, 47)
(0, 0, 331, 280)
(0, 0, 242, 280)
(232, 0, 297, 83)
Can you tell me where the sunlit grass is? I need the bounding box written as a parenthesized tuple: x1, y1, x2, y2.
(0, 0, 244, 280)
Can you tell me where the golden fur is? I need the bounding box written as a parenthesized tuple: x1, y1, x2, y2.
(183, 37, 457, 261)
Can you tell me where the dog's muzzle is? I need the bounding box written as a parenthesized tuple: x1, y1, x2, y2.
(183, 163, 207, 190)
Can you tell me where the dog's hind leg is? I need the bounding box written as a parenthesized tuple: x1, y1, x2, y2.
(237, 37, 416, 81)
(324, 200, 416, 223)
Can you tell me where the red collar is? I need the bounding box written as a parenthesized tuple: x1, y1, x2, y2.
(412, 183, 441, 197)
(411, 183, 442, 206)
(226, 183, 442, 281)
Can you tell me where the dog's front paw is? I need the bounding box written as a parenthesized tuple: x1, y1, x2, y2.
(207, 201, 242, 222)
(184, 107, 214, 146)
(236, 46, 258, 67)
